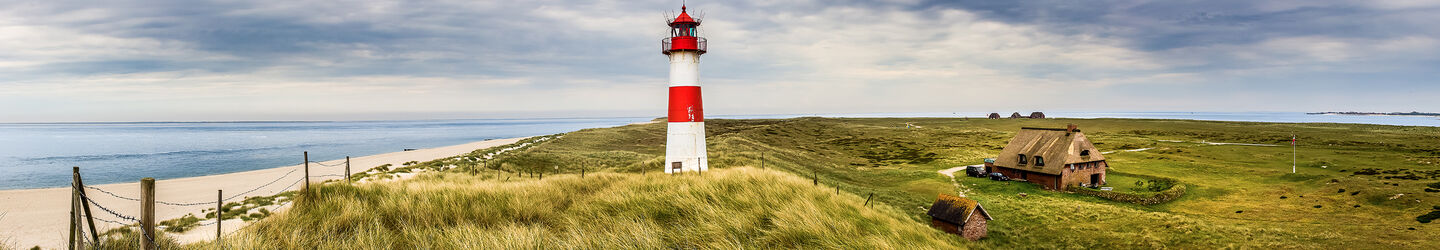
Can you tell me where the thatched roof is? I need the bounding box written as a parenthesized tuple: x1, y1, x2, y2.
(991, 126, 1105, 175)
(1009, 112, 1023, 118)
(927, 194, 992, 225)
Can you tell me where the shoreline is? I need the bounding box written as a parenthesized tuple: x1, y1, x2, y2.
(0, 136, 528, 249)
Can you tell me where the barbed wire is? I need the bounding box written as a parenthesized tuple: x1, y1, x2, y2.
(307, 161, 347, 167)
(280, 176, 305, 192)
(79, 192, 139, 224)
(224, 167, 300, 201)
(91, 215, 132, 226)
(70, 164, 332, 247)
(84, 186, 141, 202)
(83, 166, 302, 207)
(310, 174, 346, 179)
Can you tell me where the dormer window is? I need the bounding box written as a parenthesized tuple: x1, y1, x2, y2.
(1080, 150, 1091, 157)
(1034, 156, 1045, 166)
(1018, 154, 1028, 165)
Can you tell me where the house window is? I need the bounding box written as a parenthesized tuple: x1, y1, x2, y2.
(1034, 156, 1045, 166)
(1018, 154, 1028, 165)
(1080, 150, 1091, 156)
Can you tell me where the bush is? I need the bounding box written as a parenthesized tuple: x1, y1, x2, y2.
(1417, 211, 1440, 223)
(1069, 182, 1186, 205)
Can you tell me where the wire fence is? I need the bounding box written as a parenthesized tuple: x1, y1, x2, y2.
(70, 155, 352, 248)
(307, 161, 347, 168)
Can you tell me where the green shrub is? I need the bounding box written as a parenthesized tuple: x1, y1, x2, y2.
(1417, 211, 1440, 223)
(1069, 183, 1187, 205)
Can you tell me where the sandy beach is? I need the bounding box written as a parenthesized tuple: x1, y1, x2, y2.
(0, 137, 526, 249)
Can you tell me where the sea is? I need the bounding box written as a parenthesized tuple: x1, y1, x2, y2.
(2, 112, 1436, 190)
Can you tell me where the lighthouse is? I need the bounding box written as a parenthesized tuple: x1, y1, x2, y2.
(663, 5, 708, 174)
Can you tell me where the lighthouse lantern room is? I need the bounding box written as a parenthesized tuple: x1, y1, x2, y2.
(663, 5, 708, 174)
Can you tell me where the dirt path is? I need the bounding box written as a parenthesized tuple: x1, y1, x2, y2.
(938, 165, 980, 197)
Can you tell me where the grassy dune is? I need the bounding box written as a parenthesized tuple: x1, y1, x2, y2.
(165, 117, 1439, 249)
(466, 117, 1440, 248)
(201, 167, 965, 249)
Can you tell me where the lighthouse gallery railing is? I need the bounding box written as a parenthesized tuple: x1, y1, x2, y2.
(661, 37, 707, 53)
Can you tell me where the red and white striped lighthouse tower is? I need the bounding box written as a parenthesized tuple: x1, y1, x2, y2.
(663, 5, 708, 174)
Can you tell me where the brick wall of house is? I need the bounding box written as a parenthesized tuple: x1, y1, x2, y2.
(1060, 161, 1108, 188)
(961, 211, 988, 241)
(993, 167, 1062, 189)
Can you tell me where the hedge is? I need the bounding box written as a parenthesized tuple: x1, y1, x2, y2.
(1068, 179, 1187, 205)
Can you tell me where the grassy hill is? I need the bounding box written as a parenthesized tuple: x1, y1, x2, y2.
(169, 117, 1439, 249)
(197, 167, 965, 248)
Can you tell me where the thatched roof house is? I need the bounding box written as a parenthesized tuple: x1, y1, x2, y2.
(927, 194, 992, 241)
(987, 113, 1001, 119)
(1009, 112, 1024, 118)
(985, 124, 1109, 190)
(1029, 112, 1045, 119)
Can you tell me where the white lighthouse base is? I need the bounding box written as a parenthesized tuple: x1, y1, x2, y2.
(664, 122, 708, 174)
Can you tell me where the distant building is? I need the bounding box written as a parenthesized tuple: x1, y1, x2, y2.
(1029, 112, 1045, 119)
(1009, 112, 1024, 118)
(927, 194, 992, 241)
(987, 113, 1001, 119)
(987, 124, 1108, 190)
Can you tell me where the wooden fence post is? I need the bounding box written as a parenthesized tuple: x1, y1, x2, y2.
(865, 193, 874, 207)
(303, 151, 310, 193)
(216, 189, 223, 248)
(761, 152, 765, 169)
(73, 167, 98, 244)
(345, 156, 351, 183)
(141, 178, 156, 250)
(69, 172, 78, 250)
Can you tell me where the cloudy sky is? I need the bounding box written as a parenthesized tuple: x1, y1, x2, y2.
(1, 0, 1437, 122)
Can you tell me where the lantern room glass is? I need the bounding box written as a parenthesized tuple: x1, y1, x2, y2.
(672, 24, 696, 37)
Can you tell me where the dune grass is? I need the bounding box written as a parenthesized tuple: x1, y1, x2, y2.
(450, 117, 1440, 248)
(191, 167, 966, 249)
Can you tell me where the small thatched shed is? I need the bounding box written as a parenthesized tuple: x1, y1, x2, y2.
(987, 113, 1001, 119)
(927, 194, 992, 241)
(1009, 112, 1024, 118)
(1029, 112, 1045, 119)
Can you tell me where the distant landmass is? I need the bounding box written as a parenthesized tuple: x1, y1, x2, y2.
(1307, 111, 1440, 117)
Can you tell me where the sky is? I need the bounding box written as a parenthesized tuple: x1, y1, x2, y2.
(1, 0, 1437, 122)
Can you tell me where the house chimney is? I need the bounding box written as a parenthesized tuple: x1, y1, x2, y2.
(1066, 124, 1077, 134)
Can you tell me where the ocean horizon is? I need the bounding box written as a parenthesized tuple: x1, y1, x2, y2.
(2, 111, 1435, 190)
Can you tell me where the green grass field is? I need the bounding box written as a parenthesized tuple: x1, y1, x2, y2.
(161, 117, 1438, 249)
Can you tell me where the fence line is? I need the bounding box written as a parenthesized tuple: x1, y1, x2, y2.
(77, 173, 304, 248)
(225, 167, 302, 201)
(62, 148, 528, 247)
(307, 161, 346, 168)
(82, 166, 305, 206)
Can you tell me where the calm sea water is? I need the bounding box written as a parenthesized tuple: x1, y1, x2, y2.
(3, 112, 1434, 190)
(0, 118, 650, 190)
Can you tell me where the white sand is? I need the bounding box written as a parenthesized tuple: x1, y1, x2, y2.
(0, 137, 526, 249)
